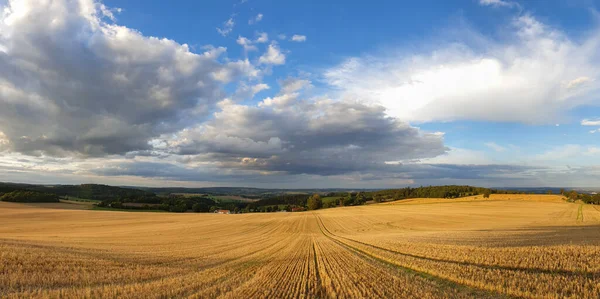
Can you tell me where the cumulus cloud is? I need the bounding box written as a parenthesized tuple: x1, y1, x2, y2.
(232, 82, 270, 101)
(249, 13, 263, 25)
(259, 43, 286, 65)
(237, 36, 257, 51)
(161, 84, 448, 177)
(479, 0, 519, 8)
(566, 77, 593, 89)
(255, 32, 269, 43)
(217, 17, 235, 36)
(279, 77, 312, 94)
(0, 0, 255, 157)
(291, 34, 307, 42)
(581, 119, 600, 126)
(324, 14, 600, 124)
(582, 119, 600, 134)
(1, 0, 597, 188)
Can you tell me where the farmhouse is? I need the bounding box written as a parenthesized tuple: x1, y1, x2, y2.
(214, 209, 231, 214)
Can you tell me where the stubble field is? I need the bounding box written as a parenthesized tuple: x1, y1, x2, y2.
(1, 194, 599, 298)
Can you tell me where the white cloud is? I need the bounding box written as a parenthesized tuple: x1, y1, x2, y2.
(590, 129, 599, 134)
(484, 142, 507, 152)
(581, 119, 600, 126)
(252, 83, 270, 94)
(291, 34, 307, 42)
(249, 13, 263, 25)
(417, 147, 492, 165)
(277, 34, 287, 40)
(279, 78, 312, 94)
(236, 36, 257, 51)
(231, 83, 270, 101)
(0, 0, 257, 157)
(479, 0, 519, 8)
(258, 93, 299, 108)
(217, 17, 235, 36)
(534, 145, 600, 165)
(259, 43, 286, 65)
(167, 90, 447, 177)
(566, 76, 593, 89)
(324, 15, 600, 124)
(255, 32, 268, 43)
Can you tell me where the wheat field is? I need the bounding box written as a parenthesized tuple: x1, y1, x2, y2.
(1, 194, 600, 298)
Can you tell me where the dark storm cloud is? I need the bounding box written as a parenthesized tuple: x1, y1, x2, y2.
(167, 98, 448, 176)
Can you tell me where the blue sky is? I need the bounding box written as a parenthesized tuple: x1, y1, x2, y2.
(0, 0, 599, 188)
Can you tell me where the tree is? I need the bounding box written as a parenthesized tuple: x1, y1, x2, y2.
(483, 190, 491, 198)
(354, 192, 366, 205)
(307, 194, 322, 210)
(373, 194, 382, 203)
(546, 190, 553, 195)
(568, 190, 578, 201)
(192, 203, 202, 213)
(343, 194, 354, 206)
(560, 188, 565, 195)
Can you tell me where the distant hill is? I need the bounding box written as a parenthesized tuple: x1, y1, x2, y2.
(132, 186, 379, 197)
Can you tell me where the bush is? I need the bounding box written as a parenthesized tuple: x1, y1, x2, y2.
(170, 203, 187, 213)
(307, 194, 322, 210)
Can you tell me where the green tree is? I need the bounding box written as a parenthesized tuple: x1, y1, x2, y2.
(568, 190, 578, 201)
(192, 203, 202, 213)
(343, 193, 354, 206)
(483, 190, 491, 198)
(373, 194, 382, 203)
(307, 194, 323, 210)
(354, 192, 366, 205)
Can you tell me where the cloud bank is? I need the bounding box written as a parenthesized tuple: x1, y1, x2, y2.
(324, 15, 600, 124)
(0, 0, 598, 188)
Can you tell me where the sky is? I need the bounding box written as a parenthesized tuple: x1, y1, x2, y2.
(0, 0, 599, 188)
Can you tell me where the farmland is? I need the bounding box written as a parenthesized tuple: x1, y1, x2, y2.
(1, 194, 599, 298)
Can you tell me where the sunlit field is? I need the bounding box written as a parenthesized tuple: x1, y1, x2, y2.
(1, 194, 599, 298)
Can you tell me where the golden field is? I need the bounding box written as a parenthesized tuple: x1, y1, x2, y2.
(1, 194, 600, 298)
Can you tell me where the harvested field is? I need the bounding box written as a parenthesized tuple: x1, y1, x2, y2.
(1, 195, 599, 298)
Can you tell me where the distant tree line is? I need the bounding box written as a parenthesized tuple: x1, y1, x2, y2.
(3, 182, 599, 213)
(97, 195, 218, 213)
(371, 185, 492, 202)
(0, 190, 59, 203)
(560, 189, 600, 205)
